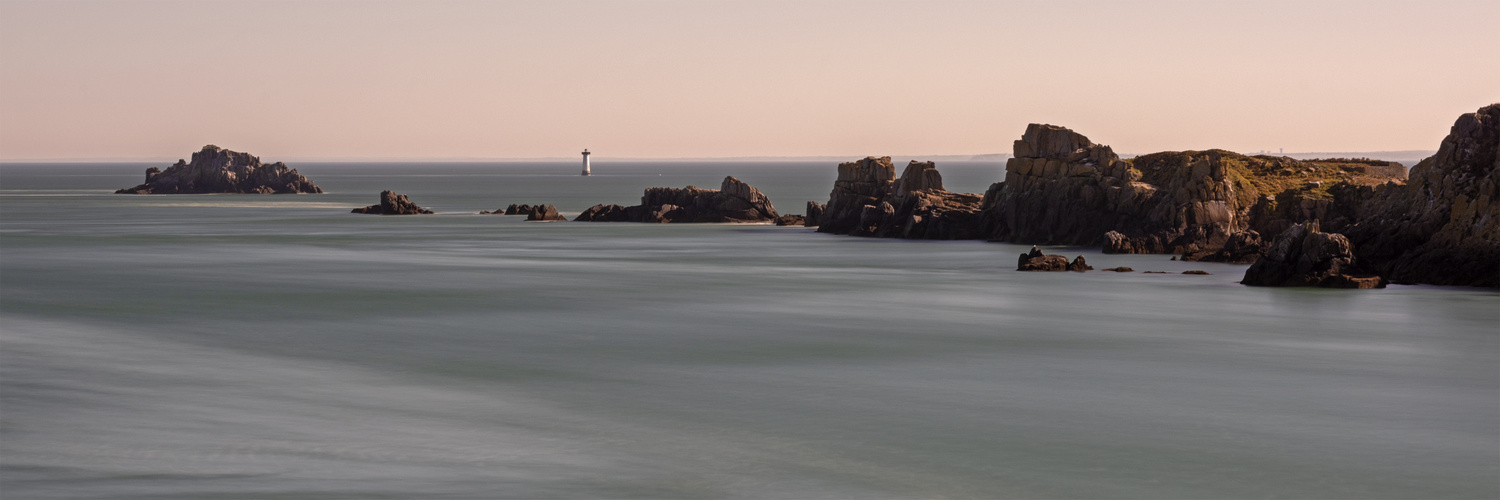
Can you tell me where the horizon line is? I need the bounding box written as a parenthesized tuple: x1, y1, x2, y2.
(0, 149, 1439, 164)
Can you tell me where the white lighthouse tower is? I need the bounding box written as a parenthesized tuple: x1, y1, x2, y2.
(581, 149, 592, 176)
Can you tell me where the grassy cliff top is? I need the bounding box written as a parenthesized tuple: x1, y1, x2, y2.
(1129, 149, 1404, 206)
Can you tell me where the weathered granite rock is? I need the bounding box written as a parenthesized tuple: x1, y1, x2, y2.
(1344, 104, 1499, 287)
(804, 201, 826, 227)
(525, 204, 567, 221)
(980, 125, 1402, 261)
(573, 176, 779, 223)
(116, 145, 322, 194)
(1241, 222, 1384, 288)
(816, 158, 985, 239)
(352, 190, 433, 215)
(774, 214, 806, 226)
(1102, 267, 1134, 272)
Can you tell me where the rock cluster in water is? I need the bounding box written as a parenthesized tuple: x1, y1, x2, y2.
(480, 203, 567, 220)
(814, 157, 985, 239)
(1016, 246, 1093, 271)
(574, 176, 779, 223)
(1242, 222, 1385, 288)
(116, 145, 322, 194)
(352, 190, 433, 215)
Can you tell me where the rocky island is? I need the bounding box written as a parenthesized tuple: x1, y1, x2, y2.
(574, 176, 779, 223)
(116, 145, 322, 194)
(352, 191, 433, 215)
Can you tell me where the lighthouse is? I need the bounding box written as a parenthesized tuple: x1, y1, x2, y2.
(581, 149, 592, 176)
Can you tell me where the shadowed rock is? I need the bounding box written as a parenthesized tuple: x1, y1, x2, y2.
(816, 157, 984, 239)
(1343, 103, 1499, 287)
(1241, 222, 1384, 288)
(574, 176, 779, 223)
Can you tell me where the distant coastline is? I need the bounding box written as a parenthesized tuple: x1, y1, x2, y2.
(0, 150, 1439, 165)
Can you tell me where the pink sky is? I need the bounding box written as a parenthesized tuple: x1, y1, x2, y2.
(1, 0, 1496, 160)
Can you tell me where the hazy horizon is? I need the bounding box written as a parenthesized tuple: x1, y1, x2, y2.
(2, 0, 1496, 161)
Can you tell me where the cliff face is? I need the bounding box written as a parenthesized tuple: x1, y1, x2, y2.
(116, 145, 322, 194)
(977, 124, 1405, 261)
(1344, 104, 1500, 286)
(814, 157, 984, 239)
(574, 176, 779, 223)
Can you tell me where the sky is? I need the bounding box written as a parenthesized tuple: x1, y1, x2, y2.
(1, 0, 1496, 160)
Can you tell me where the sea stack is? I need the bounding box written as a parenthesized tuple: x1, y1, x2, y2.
(352, 190, 433, 215)
(115, 145, 322, 194)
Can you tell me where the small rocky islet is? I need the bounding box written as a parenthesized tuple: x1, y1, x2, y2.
(116, 145, 322, 194)
(118, 105, 1499, 288)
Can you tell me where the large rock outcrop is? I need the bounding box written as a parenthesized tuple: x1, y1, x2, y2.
(815, 157, 984, 239)
(1241, 222, 1385, 288)
(979, 124, 1404, 261)
(1344, 104, 1500, 287)
(573, 176, 779, 223)
(352, 190, 433, 215)
(116, 145, 322, 194)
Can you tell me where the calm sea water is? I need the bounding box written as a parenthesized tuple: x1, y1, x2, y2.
(2, 162, 1497, 499)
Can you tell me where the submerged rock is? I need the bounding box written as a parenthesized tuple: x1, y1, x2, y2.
(574, 176, 779, 223)
(116, 145, 322, 194)
(352, 190, 433, 215)
(1241, 222, 1384, 288)
(1102, 267, 1134, 272)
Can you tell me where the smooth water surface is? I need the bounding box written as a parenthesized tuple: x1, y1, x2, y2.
(2, 162, 1497, 499)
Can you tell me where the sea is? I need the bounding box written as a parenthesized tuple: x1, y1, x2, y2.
(1, 161, 1496, 499)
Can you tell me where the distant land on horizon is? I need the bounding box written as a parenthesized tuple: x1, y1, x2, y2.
(0, 150, 1439, 167)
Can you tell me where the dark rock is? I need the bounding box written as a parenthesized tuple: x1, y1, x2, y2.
(505, 204, 533, 215)
(1241, 221, 1385, 288)
(116, 145, 322, 194)
(1344, 103, 1499, 287)
(525, 204, 567, 221)
(816, 157, 985, 239)
(1181, 230, 1265, 264)
(1144, 271, 1169, 274)
(804, 201, 826, 227)
(1102, 267, 1134, 272)
(574, 204, 633, 222)
(1017, 246, 1077, 271)
(574, 176, 779, 223)
(1182, 270, 1211, 275)
(775, 214, 806, 226)
(1068, 255, 1094, 272)
(352, 190, 433, 215)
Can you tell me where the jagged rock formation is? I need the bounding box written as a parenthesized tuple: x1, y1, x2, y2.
(573, 176, 779, 223)
(1242, 222, 1385, 288)
(815, 158, 984, 239)
(480, 204, 535, 215)
(116, 145, 322, 194)
(525, 204, 567, 221)
(1344, 104, 1500, 287)
(352, 190, 433, 215)
(1016, 246, 1093, 271)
